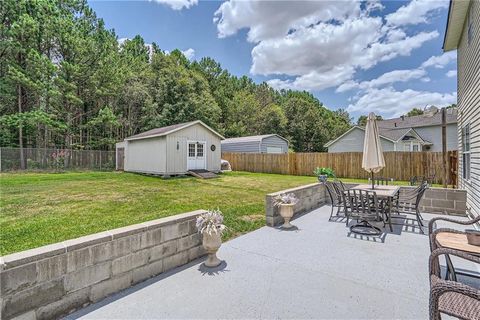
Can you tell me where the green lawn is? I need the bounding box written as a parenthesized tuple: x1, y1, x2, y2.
(0, 171, 318, 255)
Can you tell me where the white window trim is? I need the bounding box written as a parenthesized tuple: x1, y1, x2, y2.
(462, 123, 471, 182)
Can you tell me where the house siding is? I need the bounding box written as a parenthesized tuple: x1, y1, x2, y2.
(457, 0, 480, 218)
(413, 124, 458, 151)
(328, 127, 394, 153)
(260, 136, 289, 153)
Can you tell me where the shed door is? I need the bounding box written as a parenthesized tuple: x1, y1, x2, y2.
(187, 141, 206, 170)
(266, 146, 283, 154)
(116, 148, 124, 170)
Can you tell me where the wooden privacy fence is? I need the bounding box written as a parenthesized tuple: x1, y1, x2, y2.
(222, 151, 458, 186)
(0, 147, 116, 171)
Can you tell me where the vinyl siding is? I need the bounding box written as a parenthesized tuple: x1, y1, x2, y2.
(124, 137, 166, 174)
(328, 127, 395, 153)
(260, 136, 288, 153)
(165, 123, 222, 173)
(457, 0, 480, 218)
(413, 124, 458, 151)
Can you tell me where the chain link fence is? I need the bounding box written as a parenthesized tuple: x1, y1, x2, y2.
(0, 148, 116, 172)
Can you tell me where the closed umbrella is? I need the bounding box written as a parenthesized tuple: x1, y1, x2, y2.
(362, 112, 385, 189)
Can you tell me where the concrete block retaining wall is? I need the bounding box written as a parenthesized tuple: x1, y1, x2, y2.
(265, 183, 327, 227)
(342, 184, 467, 216)
(265, 183, 466, 227)
(0, 210, 206, 320)
(417, 187, 467, 215)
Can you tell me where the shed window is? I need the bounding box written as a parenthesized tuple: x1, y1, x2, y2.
(462, 124, 471, 180)
(196, 143, 204, 157)
(188, 143, 196, 157)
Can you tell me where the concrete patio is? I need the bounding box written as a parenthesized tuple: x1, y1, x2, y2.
(65, 206, 479, 319)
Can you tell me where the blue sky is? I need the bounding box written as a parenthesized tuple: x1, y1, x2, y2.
(89, 0, 457, 120)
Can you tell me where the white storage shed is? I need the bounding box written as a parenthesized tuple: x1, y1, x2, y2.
(116, 120, 224, 176)
(221, 134, 289, 154)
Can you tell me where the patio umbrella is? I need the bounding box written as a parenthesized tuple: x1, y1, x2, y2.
(362, 112, 385, 189)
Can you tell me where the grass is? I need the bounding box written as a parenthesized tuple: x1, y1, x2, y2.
(0, 171, 317, 255)
(0, 171, 438, 255)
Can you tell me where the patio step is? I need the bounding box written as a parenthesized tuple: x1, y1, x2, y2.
(188, 170, 219, 179)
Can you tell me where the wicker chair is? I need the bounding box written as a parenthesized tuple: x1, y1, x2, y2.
(428, 214, 480, 281)
(325, 181, 344, 221)
(429, 248, 480, 320)
(392, 181, 428, 233)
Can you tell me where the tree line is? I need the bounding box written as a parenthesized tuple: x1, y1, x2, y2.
(0, 0, 352, 168)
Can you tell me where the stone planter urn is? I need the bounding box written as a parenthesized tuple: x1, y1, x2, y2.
(318, 175, 328, 183)
(279, 203, 295, 229)
(202, 231, 222, 267)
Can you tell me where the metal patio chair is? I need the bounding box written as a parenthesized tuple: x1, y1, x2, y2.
(374, 177, 394, 185)
(325, 181, 344, 220)
(429, 248, 480, 320)
(392, 181, 428, 233)
(343, 189, 383, 235)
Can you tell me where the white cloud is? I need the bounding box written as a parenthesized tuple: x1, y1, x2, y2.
(268, 66, 355, 91)
(150, 0, 198, 10)
(336, 69, 427, 92)
(386, 0, 449, 26)
(181, 48, 195, 60)
(347, 87, 456, 117)
(214, 1, 359, 42)
(421, 51, 457, 68)
(446, 70, 457, 77)
(215, 0, 440, 92)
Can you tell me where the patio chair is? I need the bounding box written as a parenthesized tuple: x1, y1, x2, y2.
(374, 177, 394, 185)
(429, 248, 480, 320)
(334, 180, 348, 191)
(428, 214, 480, 281)
(392, 181, 428, 233)
(343, 189, 383, 235)
(325, 181, 344, 220)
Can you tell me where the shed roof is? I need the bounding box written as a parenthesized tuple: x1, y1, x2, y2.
(221, 134, 289, 144)
(124, 120, 224, 141)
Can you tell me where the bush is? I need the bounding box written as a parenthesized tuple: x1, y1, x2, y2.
(313, 167, 336, 178)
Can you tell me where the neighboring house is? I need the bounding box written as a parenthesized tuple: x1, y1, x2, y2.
(444, 0, 479, 217)
(116, 120, 224, 176)
(221, 134, 289, 154)
(325, 109, 458, 153)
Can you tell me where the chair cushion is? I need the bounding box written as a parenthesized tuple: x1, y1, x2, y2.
(438, 291, 480, 320)
(431, 275, 480, 320)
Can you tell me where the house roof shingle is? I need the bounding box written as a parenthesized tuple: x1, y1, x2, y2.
(377, 108, 457, 130)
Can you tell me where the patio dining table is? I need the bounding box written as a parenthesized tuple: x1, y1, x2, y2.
(350, 184, 400, 232)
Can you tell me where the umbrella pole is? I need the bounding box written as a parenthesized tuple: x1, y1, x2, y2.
(371, 172, 374, 190)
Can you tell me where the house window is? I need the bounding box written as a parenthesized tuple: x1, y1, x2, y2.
(468, 6, 474, 45)
(403, 141, 421, 152)
(462, 124, 471, 180)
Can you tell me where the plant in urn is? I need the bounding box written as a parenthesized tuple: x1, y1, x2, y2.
(274, 193, 299, 229)
(196, 209, 226, 267)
